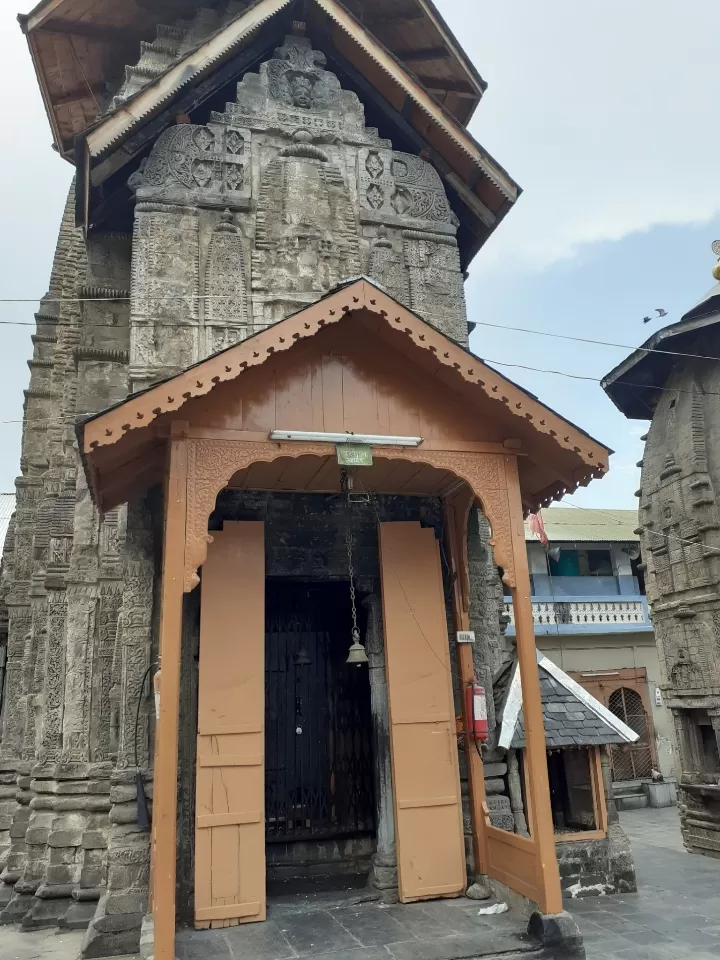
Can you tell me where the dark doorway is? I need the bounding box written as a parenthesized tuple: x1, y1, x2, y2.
(264, 581, 374, 845)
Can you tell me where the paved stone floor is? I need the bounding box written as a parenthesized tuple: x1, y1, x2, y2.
(3, 807, 720, 960)
(577, 807, 720, 960)
(176, 877, 541, 960)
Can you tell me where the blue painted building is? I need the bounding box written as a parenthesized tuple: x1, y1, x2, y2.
(504, 508, 677, 798)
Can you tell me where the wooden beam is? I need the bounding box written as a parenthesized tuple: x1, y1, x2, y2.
(395, 46, 449, 62)
(54, 84, 105, 108)
(416, 77, 477, 98)
(35, 18, 139, 44)
(363, 10, 425, 26)
(504, 455, 563, 916)
(152, 428, 189, 960)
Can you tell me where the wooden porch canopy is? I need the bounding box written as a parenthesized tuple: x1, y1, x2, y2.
(79, 278, 608, 518)
(78, 278, 611, 960)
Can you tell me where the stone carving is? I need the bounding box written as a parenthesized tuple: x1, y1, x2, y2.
(357, 148, 456, 228)
(132, 125, 251, 207)
(204, 211, 248, 346)
(368, 228, 410, 308)
(403, 231, 467, 343)
(264, 36, 342, 110)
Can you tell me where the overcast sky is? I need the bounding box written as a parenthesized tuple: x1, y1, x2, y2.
(1, 1, 720, 513)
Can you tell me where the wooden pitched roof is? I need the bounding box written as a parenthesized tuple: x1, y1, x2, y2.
(20, 0, 487, 152)
(78, 279, 610, 512)
(20, 0, 517, 261)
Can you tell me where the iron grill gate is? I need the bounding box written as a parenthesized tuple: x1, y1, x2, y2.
(265, 581, 374, 843)
(608, 686, 654, 781)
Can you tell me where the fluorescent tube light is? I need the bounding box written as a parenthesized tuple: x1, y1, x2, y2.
(269, 430, 423, 447)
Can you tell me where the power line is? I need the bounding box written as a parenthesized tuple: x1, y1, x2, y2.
(0, 355, 713, 429)
(557, 500, 712, 554)
(0, 298, 714, 365)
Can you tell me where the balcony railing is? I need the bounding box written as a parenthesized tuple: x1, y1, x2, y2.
(503, 596, 651, 635)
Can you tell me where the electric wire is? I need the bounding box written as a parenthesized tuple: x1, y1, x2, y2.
(0, 297, 714, 364)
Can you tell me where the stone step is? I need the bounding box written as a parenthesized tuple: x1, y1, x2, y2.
(615, 793, 649, 811)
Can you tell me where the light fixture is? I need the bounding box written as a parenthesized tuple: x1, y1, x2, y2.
(270, 430, 423, 447)
(346, 628, 369, 667)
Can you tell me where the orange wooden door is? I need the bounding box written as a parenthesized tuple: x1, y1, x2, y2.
(379, 522, 466, 902)
(195, 522, 266, 928)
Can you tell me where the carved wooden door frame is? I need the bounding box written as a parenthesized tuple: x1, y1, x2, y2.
(150, 434, 563, 960)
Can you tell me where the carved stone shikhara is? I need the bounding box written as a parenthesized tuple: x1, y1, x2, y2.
(0, 28, 504, 957)
(634, 365, 720, 857)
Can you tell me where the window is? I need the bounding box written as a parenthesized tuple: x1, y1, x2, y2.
(608, 686, 653, 780)
(548, 548, 613, 578)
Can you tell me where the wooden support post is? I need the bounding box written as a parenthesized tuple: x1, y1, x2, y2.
(152, 429, 189, 960)
(505, 457, 563, 916)
(444, 491, 487, 878)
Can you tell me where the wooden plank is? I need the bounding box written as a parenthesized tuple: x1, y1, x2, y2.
(196, 902, 261, 922)
(379, 522, 466, 902)
(195, 522, 266, 928)
(198, 755, 262, 767)
(444, 492, 487, 876)
(197, 812, 262, 828)
(398, 796, 456, 809)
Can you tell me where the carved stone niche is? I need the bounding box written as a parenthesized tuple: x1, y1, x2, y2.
(357, 149, 458, 235)
(131, 124, 251, 208)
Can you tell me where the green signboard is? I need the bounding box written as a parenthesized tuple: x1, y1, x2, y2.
(336, 444, 373, 467)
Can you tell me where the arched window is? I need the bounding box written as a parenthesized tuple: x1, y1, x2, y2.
(609, 687, 646, 736)
(607, 686, 653, 780)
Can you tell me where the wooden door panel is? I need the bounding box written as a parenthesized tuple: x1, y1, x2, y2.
(379, 522, 466, 902)
(195, 522, 265, 928)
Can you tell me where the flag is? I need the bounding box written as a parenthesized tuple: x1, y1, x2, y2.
(528, 510, 548, 548)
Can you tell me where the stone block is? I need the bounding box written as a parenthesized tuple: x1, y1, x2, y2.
(643, 781, 676, 807)
(82, 830, 109, 850)
(61, 900, 98, 930)
(528, 910, 584, 957)
(45, 865, 77, 885)
(93, 909, 143, 933)
(21, 896, 73, 930)
(484, 779, 505, 794)
(105, 891, 147, 916)
(48, 829, 84, 848)
(481, 762, 507, 778)
(25, 827, 50, 845)
(80, 866, 106, 888)
(615, 793, 648, 812)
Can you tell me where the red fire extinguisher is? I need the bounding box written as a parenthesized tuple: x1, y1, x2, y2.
(465, 681, 488, 742)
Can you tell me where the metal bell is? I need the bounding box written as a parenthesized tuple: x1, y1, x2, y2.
(346, 628, 369, 667)
(293, 644, 311, 667)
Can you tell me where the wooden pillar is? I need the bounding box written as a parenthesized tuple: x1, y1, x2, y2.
(152, 429, 189, 960)
(505, 457, 563, 916)
(444, 491, 487, 878)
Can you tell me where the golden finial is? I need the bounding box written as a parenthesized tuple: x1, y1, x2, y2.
(713, 240, 720, 282)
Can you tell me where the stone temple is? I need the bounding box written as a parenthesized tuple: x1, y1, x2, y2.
(604, 253, 720, 859)
(0, 3, 615, 958)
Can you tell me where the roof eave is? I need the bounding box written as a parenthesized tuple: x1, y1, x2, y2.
(602, 305, 720, 419)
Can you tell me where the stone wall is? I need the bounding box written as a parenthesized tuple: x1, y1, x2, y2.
(557, 825, 637, 898)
